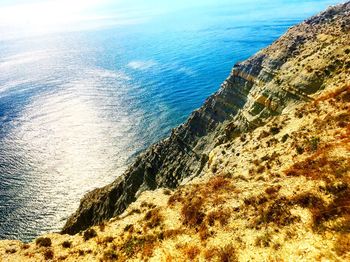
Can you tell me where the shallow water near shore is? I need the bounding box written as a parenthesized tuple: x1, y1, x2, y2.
(0, 0, 341, 241)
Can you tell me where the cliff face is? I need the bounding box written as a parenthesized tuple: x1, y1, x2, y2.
(62, 1, 350, 235)
(1, 2, 350, 261)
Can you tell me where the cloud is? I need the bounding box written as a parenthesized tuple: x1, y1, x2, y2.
(127, 60, 157, 70)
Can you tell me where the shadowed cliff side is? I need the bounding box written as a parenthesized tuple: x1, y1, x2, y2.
(62, 1, 350, 235)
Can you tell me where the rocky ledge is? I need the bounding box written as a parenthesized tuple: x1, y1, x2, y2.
(62, 1, 350, 235)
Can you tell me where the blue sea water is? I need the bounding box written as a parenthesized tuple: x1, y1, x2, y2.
(0, 0, 341, 241)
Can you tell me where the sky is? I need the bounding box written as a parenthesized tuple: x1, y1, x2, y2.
(0, 0, 342, 40)
(0, 0, 229, 40)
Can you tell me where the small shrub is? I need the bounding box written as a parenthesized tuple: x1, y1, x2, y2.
(124, 224, 134, 233)
(292, 192, 324, 208)
(335, 234, 350, 256)
(256, 197, 300, 227)
(103, 236, 114, 243)
(256, 165, 265, 174)
(183, 245, 200, 260)
(36, 237, 52, 247)
(128, 208, 141, 216)
(270, 126, 281, 135)
(259, 130, 270, 139)
(265, 186, 281, 195)
(204, 247, 218, 260)
(99, 222, 105, 232)
(255, 233, 271, 247)
(309, 137, 320, 151)
(208, 176, 231, 191)
(162, 228, 186, 239)
(163, 189, 172, 195)
(5, 248, 16, 254)
(168, 191, 183, 206)
(102, 249, 119, 261)
(219, 245, 238, 262)
(181, 197, 205, 227)
(281, 134, 289, 143)
(207, 209, 231, 227)
(43, 249, 54, 260)
(199, 225, 210, 241)
(121, 235, 157, 258)
(144, 208, 163, 228)
(61, 241, 72, 248)
(211, 163, 218, 173)
(21, 244, 30, 250)
(296, 146, 304, 155)
(83, 228, 97, 241)
(244, 194, 268, 206)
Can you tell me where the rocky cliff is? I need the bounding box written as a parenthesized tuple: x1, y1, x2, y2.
(62, 1, 350, 235)
(1, 2, 350, 261)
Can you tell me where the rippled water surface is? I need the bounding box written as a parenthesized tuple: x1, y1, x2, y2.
(0, 0, 341, 241)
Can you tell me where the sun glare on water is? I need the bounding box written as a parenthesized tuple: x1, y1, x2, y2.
(0, 0, 120, 38)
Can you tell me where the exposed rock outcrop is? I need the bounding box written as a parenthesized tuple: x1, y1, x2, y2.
(62, 1, 350, 235)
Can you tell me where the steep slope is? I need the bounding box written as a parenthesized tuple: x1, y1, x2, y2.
(62, 1, 350, 235)
(0, 2, 350, 261)
(0, 64, 349, 262)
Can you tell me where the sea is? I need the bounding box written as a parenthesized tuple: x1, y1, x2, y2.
(0, 0, 341, 241)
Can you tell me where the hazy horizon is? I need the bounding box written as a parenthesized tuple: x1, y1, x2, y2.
(0, 0, 343, 40)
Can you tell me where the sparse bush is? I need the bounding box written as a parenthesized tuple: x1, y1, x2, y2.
(128, 208, 141, 216)
(208, 176, 231, 191)
(83, 228, 97, 241)
(281, 134, 289, 143)
(265, 185, 281, 195)
(270, 126, 281, 135)
(296, 146, 304, 154)
(256, 197, 300, 227)
(309, 137, 320, 151)
(256, 165, 265, 174)
(335, 234, 350, 256)
(162, 228, 186, 239)
(204, 247, 219, 260)
(244, 194, 268, 206)
(61, 240, 72, 248)
(144, 208, 163, 228)
(121, 235, 157, 258)
(207, 209, 231, 226)
(255, 232, 271, 247)
(291, 192, 324, 208)
(163, 189, 172, 195)
(211, 163, 218, 173)
(102, 249, 119, 261)
(21, 244, 30, 249)
(199, 224, 211, 241)
(5, 248, 16, 254)
(183, 245, 200, 260)
(99, 222, 105, 232)
(219, 245, 238, 262)
(36, 237, 52, 247)
(259, 130, 270, 139)
(168, 191, 184, 206)
(43, 249, 54, 260)
(103, 236, 114, 243)
(181, 197, 205, 227)
(124, 224, 134, 233)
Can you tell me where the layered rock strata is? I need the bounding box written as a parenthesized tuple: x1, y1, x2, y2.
(62, 1, 350, 235)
